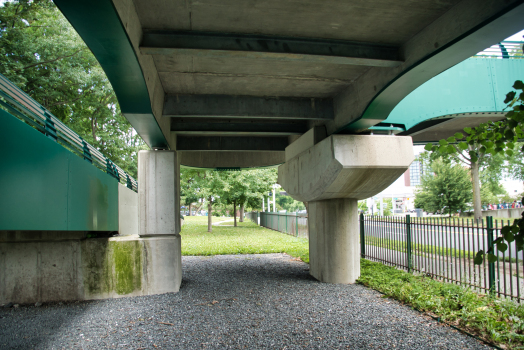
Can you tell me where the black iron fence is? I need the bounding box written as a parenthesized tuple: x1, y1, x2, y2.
(362, 214, 524, 301)
(250, 211, 524, 301)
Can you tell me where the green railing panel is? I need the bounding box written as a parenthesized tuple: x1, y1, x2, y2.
(0, 109, 118, 231)
(381, 56, 524, 132)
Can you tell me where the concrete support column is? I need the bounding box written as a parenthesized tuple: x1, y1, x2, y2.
(138, 150, 182, 294)
(308, 198, 359, 284)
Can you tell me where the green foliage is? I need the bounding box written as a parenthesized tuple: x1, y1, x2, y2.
(0, 0, 146, 178)
(414, 159, 472, 216)
(358, 200, 368, 212)
(375, 198, 392, 216)
(358, 259, 524, 348)
(275, 192, 305, 212)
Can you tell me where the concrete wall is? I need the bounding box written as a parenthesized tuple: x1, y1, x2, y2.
(461, 208, 523, 219)
(118, 185, 138, 236)
(0, 232, 181, 304)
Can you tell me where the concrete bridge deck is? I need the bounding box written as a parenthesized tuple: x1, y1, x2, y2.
(0, 254, 490, 349)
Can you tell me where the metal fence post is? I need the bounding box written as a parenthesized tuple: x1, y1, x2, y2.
(360, 213, 365, 258)
(296, 213, 298, 237)
(406, 215, 412, 273)
(487, 216, 496, 295)
(44, 112, 57, 142)
(285, 213, 288, 234)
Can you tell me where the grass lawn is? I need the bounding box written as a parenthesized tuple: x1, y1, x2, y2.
(181, 215, 524, 349)
(181, 216, 309, 263)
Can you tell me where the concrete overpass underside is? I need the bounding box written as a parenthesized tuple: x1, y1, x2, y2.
(4, 0, 520, 302)
(55, 0, 524, 168)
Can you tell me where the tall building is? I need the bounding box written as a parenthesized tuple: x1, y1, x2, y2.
(404, 157, 429, 187)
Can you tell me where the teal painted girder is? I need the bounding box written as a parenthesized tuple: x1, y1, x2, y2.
(381, 58, 524, 131)
(53, 0, 168, 149)
(0, 109, 118, 231)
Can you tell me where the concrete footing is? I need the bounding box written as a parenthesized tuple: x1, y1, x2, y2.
(0, 233, 181, 304)
(308, 199, 359, 284)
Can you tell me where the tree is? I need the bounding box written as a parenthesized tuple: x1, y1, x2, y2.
(414, 159, 472, 217)
(424, 81, 524, 221)
(275, 192, 305, 212)
(423, 79, 524, 264)
(0, 0, 146, 178)
(219, 169, 277, 227)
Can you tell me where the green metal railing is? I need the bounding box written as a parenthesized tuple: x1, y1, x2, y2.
(362, 215, 524, 301)
(0, 73, 137, 192)
(473, 41, 523, 59)
(258, 211, 309, 238)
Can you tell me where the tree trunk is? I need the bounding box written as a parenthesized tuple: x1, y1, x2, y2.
(207, 196, 212, 233)
(239, 205, 244, 222)
(233, 200, 237, 227)
(471, 160, 482, 221)
(188, 203, 192, 216)
(195, 201, 204, 214)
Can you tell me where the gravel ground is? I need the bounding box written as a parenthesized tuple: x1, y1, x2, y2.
(0, 254, 492, 349)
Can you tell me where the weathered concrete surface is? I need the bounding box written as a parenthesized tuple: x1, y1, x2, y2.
(462, 208, 524, 219)
(179, 150, 284, 168)
(278, 135, 414, 202)
(138, 150, 180, 236)
(0, 233, 181, 304)
(118, 185, 138, 236)
(308, 198, 360, 283)
(284, 126, 326, 162)
(309, 199, 359, 284)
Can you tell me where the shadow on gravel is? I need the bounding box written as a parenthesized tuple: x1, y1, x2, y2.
(0, 300, 98, 349)
(0, 254, 492, 350)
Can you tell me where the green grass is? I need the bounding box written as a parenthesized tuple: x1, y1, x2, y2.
(181, 216, 524, 349)
(358, 259, 524, 349)
(365, 236, 523, 264)
(181, 216, 309, 262)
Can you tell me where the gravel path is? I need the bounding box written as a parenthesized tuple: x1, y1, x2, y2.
(0, 254, 492, 349)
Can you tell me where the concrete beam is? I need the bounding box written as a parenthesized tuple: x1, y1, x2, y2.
(164, 94, 334, 120)
(171, 118, 307, 136)
(285, 126, 327, 162)
(180, 151, 284, 168)
(177, 136, 288, 151)
(141, 31, 402, 68)
(278, 135, 414, 202)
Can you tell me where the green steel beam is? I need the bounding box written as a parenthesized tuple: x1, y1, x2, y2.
(385, 58, 524, 133)
(54, 0, 168, 149)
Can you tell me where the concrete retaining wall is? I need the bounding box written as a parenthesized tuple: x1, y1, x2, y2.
(118, 185, 138, 236)
(0, 232, 181, 304)
(461, 208, 523, 219)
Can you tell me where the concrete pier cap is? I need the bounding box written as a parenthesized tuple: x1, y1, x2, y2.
(278, 131, 414, 284)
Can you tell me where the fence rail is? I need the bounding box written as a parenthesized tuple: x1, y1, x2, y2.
(251, 212, 309, 238)
(250, 211, 524, 301)
(0, 73, 138, 192)
(473, 41, 523, 59)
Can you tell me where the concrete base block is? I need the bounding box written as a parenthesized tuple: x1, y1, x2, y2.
(308, 198, 360, 284)
(0, 233, 181, 304)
